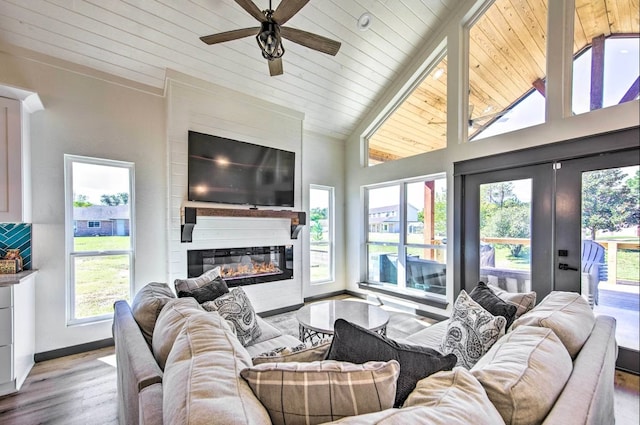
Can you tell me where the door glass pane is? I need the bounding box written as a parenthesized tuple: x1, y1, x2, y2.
(581, 165, 639, 351)
(479, 179, 532, 293)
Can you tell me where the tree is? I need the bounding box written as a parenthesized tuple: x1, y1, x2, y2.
(483, 204, 530, 257)
(73, 194, 92, 207)
(582, 169, 637, 239)
(100, 192, 129, 206)
(310, 207, 327, 241)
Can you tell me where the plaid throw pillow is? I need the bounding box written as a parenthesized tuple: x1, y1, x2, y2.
(240, 360, 400, 425)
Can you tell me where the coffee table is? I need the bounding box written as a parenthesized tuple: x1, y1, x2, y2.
(296, 300, 390, 344)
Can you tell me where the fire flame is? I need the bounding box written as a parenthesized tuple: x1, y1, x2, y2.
(221, 261, 281, 279)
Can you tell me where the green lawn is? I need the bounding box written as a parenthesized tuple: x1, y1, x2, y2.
(73, 236, 131, 319)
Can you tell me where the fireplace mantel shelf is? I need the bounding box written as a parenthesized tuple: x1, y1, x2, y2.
(181, 206, 306, 243)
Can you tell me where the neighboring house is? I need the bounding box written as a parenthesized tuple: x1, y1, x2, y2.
(369, 205, 420, 233)
(73, 205, 130, 237)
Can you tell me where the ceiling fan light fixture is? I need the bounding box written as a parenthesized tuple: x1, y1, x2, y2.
(257, 21, 284, 60)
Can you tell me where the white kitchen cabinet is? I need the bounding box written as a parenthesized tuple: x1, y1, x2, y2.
(0, 271, 36, 396)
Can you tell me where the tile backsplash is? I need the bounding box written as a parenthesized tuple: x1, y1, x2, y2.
(0, 223, 32, 270)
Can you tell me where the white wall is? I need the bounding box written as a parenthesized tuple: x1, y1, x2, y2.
(344, 0, 640, 316)
(165, 72, 307, 313)
(301, 130, 345, 299)
(0, 49, 167, 353)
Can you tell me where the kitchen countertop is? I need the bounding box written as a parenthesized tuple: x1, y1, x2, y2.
(0, 269, 38, 286)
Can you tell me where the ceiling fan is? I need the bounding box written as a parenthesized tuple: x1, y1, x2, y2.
(199, 0, 342, 76)
(427, 105, 509, 129)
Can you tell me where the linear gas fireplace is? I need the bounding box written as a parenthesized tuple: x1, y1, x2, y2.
(187, 245, 293, 287)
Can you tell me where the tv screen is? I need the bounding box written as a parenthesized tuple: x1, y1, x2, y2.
(188, 131, 295, 207)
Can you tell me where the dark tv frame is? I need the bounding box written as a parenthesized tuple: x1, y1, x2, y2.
(187, 131, 295, 208)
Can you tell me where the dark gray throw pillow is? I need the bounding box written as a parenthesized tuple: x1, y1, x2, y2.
(325, 319, 457, 407)
(177, 276, 229, 304)
(469, 281, 518, 328)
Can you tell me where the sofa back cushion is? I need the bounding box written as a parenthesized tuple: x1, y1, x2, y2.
(512, 291, 595, 358)
(162, 311, 271, 425)
(131, 282, 175, 346)
(471, 325, 573, 425)
(326, 368, 505, 425)
(240, 360, 400, 425)
(151, 297, 204, 370)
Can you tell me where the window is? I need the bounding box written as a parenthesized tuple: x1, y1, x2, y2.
(365, 175, 447, 299)
(366, 51, 448, 165)
(65, 155, 134, 324)
(310, 185, 334, 283)
(468, 0, 548, 141)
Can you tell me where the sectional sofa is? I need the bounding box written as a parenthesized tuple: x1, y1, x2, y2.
(113, 282, 618, 425)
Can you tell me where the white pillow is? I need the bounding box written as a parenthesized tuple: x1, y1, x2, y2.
(441, 290, 506, 369)
(487, 283, 537, 318)
(174, 266, 221, 293)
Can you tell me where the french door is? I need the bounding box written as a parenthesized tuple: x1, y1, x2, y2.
(556, 150, 639, 373)
(459, 146, 639, 373)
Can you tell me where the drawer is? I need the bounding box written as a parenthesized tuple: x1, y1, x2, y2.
(0, 307, 12, 346)
(0, 344, 12, 384)
(0, 286, 12, 308)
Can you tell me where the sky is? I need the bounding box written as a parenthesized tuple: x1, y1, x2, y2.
(72, 162, 130, 204)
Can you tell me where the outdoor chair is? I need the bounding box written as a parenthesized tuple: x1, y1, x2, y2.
(581, 240, 608, 308)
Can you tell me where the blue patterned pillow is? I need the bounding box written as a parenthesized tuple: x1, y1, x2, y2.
(440, 290, 506, 369)
(202, 287, 261, 346)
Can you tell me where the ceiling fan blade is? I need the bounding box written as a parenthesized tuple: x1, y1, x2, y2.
(234, 0, 267, 22)
(280, 27, 341, 56)
(272, 0, 310, 25)
(268, 58, 284, 76)
(200, 27, 260, 45)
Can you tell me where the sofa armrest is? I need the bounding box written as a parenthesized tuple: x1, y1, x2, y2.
(113, 300, 164, 425)
(138, 384, 163, 425)
(542, 315, 617, 425)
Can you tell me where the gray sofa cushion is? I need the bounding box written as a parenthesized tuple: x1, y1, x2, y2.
(325, 318, 457, 408)
(512, 291, 595, 358)
(131, 282, 175, 346)
(162, 311, 271, 425)
(471, 326, 573, 425)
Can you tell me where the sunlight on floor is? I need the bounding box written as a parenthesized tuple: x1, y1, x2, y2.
(99, 354, 117, 368)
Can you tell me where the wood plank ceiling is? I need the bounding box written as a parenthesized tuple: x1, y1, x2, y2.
(367, 0, 639, 164)
(0, 0, 457, 141)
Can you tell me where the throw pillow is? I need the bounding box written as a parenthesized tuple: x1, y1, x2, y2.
(441, 290, 507, 369)
(174, 266, 221, 293)
(177, 275, 229, 304)
(252, 340, 332, 365)
(325, 319, 457, 407)
(471, 326, 573, 425)
(240, 360, 400, 425)
(469, 282, 518, 328)
(201, 287, 262, 346)
(487, 283, 537, 318)
(130, 282, 176, 346)
(511, 291, 595, 358)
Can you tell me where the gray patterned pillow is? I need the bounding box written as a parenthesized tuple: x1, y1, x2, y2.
(202, 287, 262, 346)
(441, 290, 506, 369)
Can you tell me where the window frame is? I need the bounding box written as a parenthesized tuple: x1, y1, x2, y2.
(309, 184, 335, 284)
(64, 154, 135, 325)
(362, 174, 447, 305)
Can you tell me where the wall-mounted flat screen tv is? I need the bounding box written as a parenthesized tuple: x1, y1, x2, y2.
(188, 131, 295, 207)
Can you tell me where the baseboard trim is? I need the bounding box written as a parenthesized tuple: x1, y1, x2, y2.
(259, 303, 304, 318)
(35, 338, 114, 362)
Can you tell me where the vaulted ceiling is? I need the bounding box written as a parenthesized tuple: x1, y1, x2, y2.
(0, 0, 459, 140)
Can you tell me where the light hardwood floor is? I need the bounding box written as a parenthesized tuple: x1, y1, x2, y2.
(0, 344, 638, 424)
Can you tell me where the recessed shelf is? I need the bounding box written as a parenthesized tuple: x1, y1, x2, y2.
(180, 207, 306, 242)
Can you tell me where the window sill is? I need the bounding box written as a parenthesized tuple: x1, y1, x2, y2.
(358, 282, 449, 310)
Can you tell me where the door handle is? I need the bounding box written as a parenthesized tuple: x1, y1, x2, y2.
(558, 263, 578, 271)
